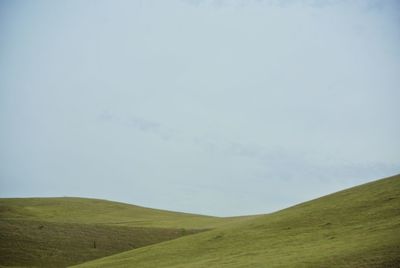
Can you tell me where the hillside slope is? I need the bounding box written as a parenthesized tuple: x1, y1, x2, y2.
(75, 174, 400, 268)
(0, 197, 231, 229)
(0, 197, 235, 267)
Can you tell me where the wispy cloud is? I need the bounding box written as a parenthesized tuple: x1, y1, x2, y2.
(99, 112, 399, 186)
(97, 111, 175, 141)
(127, 116, 161, 132)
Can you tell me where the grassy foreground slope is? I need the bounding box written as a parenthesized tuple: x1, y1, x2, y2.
(0, 198, 233, 267)
(0, 219, 202, 267)
(75, 174, 400, 268)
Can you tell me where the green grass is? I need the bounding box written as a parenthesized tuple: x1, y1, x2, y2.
(74, 174, 400, 268)
(0, 197, 232, 229)
(1, 174, 399, 267)
(0, 219, 201, 267)
(0, 197, 236, 267)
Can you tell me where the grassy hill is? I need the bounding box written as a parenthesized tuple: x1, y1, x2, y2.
(74, 174, 400, 268)
(0, 197, 235, 267)
(0, 197, 233, 229)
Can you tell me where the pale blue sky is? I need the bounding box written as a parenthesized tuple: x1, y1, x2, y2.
(1, 0, 399, 216)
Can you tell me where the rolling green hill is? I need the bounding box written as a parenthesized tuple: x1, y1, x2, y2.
(0, 197, 232, 229)
(74, 174, 400, 268)
(0, 197, 236, 267)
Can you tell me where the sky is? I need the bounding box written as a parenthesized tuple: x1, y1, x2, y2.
(0, 0, 399, 216)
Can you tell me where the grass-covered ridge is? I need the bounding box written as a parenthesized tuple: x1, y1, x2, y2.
(75, 174, 400, 268)
(0, 197, 230, 229)
(0, 197, 234, 267)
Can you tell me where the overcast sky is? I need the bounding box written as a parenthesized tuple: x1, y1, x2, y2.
(0, 0, 399, 216)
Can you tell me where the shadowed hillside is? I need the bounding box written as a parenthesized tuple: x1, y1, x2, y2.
(74, 174, 400, 268)
(0, 197, 237, 267)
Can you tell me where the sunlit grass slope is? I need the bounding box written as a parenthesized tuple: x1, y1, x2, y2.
(75, 174, 400, 268)
(0, 197, 233, 267)
(0, 197, 229, 229)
